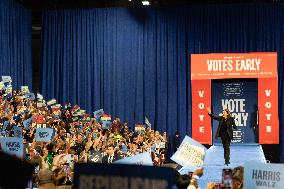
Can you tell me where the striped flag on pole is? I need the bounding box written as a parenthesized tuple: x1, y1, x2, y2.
(145, 116, 151, 128)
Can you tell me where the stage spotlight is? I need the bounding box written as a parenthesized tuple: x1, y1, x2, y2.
(142, 1, 150, 5)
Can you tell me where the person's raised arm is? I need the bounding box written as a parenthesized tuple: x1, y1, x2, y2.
(206, 107, 220, 120)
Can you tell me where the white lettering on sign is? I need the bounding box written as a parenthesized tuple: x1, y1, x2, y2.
(266, 126, 272, 133)
(198, 103, 204, 109)
(198, 91, 204, 97)
(265, 102, 272, 109)
(221, 99, 245, 112)
(231, 113, 249, 126)
(207, 60, 233, 72)
(265, 90, 271, 96)
(266, 114, 271, 121)
(222, 99, 248, 127)
(235, 59, 261, 71)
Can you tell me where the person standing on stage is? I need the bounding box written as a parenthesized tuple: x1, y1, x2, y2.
(206, 107, 237, 165)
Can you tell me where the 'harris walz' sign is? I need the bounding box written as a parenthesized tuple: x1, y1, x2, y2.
(244, 162, 284, 189)
(73, 163, 173, 189)
(35, 128, 54, 142)
(0, 137, 23, 158)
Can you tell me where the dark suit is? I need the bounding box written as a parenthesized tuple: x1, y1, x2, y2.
(209, 113, 237, 164)
(102, 154, 121, 164)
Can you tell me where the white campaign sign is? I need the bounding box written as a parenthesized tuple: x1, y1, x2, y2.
(171, 136, 207, 172)
(244, 162, 284, 189)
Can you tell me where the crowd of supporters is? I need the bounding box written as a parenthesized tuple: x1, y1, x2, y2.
(0, 81, 169, 188)
(0, 81, 246, 189)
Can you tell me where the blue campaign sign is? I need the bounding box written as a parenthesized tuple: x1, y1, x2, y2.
(145, 116, 152, 128)
(25, 93, 35, 100)
(72, 116, 79, 122)
(5, 84, 12, 94)
(93, 109, 104, 119)
(2, 121, 9, 131)
(212, 79, 258, 143)
(93, 132, 99, 139)
(1, 121, 9, 136)
(13, 126, 22, 138)
(115, 152, 153, 166)
(2, 76, 12, 83)
(35, 128, 54, 142)
(47, 98, 56, 106)
(21, 86, 30, 94)
(151, 143, 156, 152)
(88, 151, 103, 163)
(171, 136, 207, 172)
(73, 163, 173, 189)
(244, 162, 284, 189)
(51, 114, 61, 119)
(121, 143, 128, 153)
(102, 120, 111, 129)
(37, 93, 43, 100)
(0, 137, 23, 158)
(23, 117, 33, 130)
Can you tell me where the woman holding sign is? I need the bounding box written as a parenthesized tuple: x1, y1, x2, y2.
(206, 107, 237, 166)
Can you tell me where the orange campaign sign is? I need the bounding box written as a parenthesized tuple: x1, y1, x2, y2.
(258, 78, 279, 144)
(191, 52, 278, 144)
(191, 52, 277, 80)
(191, 80, 212, 144)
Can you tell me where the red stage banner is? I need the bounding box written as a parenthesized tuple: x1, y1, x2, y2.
(191, 52, 277, 80)
(191, 80, 212, 144)
(258, 78, 279, 144)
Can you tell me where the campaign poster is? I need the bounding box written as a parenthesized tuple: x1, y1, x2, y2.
(244, 162, 284, 189)
(212, 79, 258, 143)
(171, 136, 207, 172)
(35, 128, 54, 142)
(0, 137, 23, 158)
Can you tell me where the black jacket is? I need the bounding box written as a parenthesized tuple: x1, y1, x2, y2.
(209, 113, 237, 140)
(102, 154, 121, 164)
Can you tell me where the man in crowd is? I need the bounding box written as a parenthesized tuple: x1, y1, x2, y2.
(102, 146, 121, 164)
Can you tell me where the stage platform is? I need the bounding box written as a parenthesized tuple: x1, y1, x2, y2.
(198, 143, 266, 189)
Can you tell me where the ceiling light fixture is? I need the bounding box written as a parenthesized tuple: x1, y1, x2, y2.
(142, 1, 150, 5)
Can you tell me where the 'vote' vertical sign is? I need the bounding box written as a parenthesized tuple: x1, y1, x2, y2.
(258, 78, 279, 144)
(191, 80, 212, 144)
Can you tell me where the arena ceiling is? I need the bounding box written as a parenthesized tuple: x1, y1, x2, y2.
(16, 0, 283, 35)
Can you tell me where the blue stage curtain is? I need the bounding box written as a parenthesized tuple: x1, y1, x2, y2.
(0, 0, 32, 89)
(41, 4, 284, 160)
